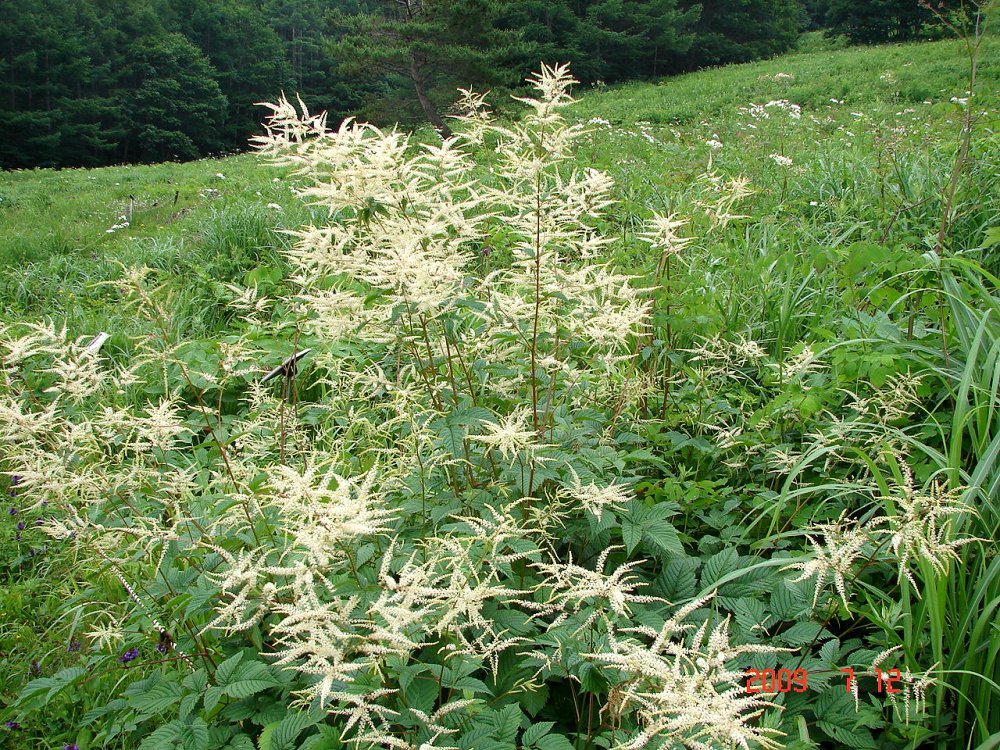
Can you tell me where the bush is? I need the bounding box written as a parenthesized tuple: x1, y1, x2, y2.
(1, 63, 994, 749)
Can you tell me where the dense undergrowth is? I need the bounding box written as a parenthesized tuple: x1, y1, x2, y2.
(1, 29, 999, 750)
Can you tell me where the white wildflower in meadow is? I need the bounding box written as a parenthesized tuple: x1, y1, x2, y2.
(468, 408, 542, 463)
(786, 516, 869, 608)
(592, 595, 788, 750)
(85, 616, 126, 651)
(0, 62, 818, 750)
(778, 344, 821, 381)
(769, 153, 794, 168)
(266, 464, 393, 567)
(871, 458, 977, 589)
(534, 548, 663, 631)
(691, 171, 754, 228)
(561, 467, 631, 519)
(269, 596, 370, 707)
(765, 99, 801, 119)
(641, 213, 692, 257)
(706, 138, 723, 150)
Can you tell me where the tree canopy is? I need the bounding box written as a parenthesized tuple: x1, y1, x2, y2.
(823, 0, 954, 44)
(1, 0, 811, 169)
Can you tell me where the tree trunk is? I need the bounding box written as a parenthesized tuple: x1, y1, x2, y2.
(409, 59, 451, 138)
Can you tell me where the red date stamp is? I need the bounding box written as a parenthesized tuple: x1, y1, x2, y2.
(745, 668, 808, 693)
(745, 667, 904, 694)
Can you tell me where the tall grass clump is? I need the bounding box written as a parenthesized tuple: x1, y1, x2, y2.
(0, 58, 996, 750)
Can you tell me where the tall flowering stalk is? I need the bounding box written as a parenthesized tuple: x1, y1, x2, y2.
(8, 64, 946, 750)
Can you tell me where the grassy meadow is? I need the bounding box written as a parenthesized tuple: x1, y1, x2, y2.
(1, 31, 999, 750)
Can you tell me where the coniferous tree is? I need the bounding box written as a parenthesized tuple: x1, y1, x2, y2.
(261, 0, 375, 122)
(824, 0, 950, 44)
(329, 0, 517, 136)
(168, 0, 293, 145)
(676, 0, 804, 69)
(120, 33, 228, 162)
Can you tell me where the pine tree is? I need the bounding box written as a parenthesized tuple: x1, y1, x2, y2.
(120, 33, 228, 162)
(677, 0, 804, 69)
(329, 0, 515, 137)
(824, 0, 950, 44)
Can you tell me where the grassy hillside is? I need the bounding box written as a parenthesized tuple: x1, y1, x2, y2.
(1, 31, 998, 750)
(0, 34, 996, 336)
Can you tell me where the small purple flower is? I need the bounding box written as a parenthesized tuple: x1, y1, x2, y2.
(16, 521, 25, 531)
(119, 647, 140, 664)
(29, 660, 41, 675)
(7, 507, 16, 515)
(3, 720, 21, 730)
(10, 475, 20, 486)
(67, 640, 81, 653)
(35, 519, 44, 527)
(14, 533, 20, 542)
(156, 642, 168, 654)
(65, 745, 80, 750)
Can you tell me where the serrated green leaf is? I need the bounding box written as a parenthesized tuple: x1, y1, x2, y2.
(621, 519, 643, 554)
(130, 680, 184, 717)
(182, 669, 209, 693)
(779, 621, 832, 646)
(204, 686, 224, 713)
(82, 698, 127, 727)
(179, 693, 199, 722)
(214, 652, 245, 686)
(536, 734, 575, 750)
(702, 547, 739, 588)
(224, 661, 279, 699)
(518, 684, 548, 717)
(17, 667, 87, 710)
(816, 721, 877, 748)
(265, 710, 319, 750)
(181, 718, 210, 750)
(137, 720, 183, 750)
(522, 722, 554, 747)
(405, 674, 439, 713)
(491, 704, 523, 742)
(644, 520, 683, 556)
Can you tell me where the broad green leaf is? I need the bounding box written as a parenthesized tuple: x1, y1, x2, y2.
(17, 667, 87, 710)
(644, 520, 683, 556)
(223, 661, 279, 699)
(266, 710, 319, 750)
(214, 652, 245, 686)
(522, 722, 554, 747)
(536, 734, 575, 750)
(702, 547, 739, 588)
(130, 680, 184, 717)
(181, 718, 210, 750)
(137, 721, 183, 750)
(491, 704, 523, 742)
(621, 519, 643, 554)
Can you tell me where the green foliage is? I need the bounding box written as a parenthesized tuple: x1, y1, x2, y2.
(824, 0, 955, 44)
(495, 0, 699, 83)
(122, 33, 229, 162)
(329, 0, 518, 134)
(676, 0, 805, 68)
(0, 30, 998, 750)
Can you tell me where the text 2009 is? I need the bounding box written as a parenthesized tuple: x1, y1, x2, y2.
(745, 667, 904, 694)
(745, 668, 808, 693)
